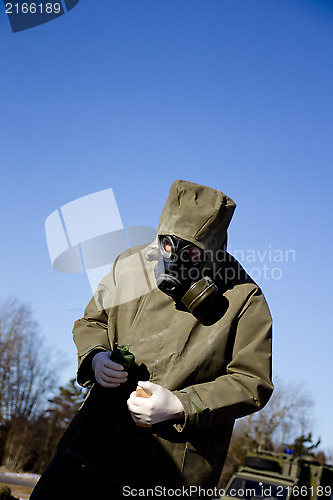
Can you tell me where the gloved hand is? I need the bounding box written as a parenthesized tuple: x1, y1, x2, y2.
(92, 351, 128, 388)
(127, 380, 185, 426)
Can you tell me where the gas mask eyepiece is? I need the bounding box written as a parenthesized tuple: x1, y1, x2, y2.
(159, 235, 202, 263)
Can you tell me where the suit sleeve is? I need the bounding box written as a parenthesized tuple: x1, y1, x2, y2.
(72, 247, 149, 388)
(72, 280, 113, 387)
(173, 288, 273, 432)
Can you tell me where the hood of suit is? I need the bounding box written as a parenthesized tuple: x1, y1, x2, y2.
(157, 179, 236, 254)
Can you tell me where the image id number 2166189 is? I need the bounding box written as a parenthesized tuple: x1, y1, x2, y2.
(278, 486, 332, 497)
(5, 3, 61, 14)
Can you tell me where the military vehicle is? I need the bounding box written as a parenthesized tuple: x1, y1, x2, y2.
(222, 450, 333, 500)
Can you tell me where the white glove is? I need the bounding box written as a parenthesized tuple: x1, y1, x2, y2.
(127, 380, 185, 426)
(92, 351, 128, 388)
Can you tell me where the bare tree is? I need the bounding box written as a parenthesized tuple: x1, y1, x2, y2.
(244, 377, 315, 451)
(0, 297, 58, 420)
(0, 297, 62, 470)
(219, 378, 318, 487)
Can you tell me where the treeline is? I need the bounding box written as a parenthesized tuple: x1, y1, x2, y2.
(0, 297, 86, 473)
(0, 297, 330, 480)
(219, 378, 329, 486)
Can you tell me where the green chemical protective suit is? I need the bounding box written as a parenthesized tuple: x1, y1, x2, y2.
(31, 180, 273, 500)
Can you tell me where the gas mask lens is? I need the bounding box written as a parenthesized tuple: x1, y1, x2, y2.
(179, 246, 202, 264)
(160, 236, 173, 260)
(159, 236, 202, 265)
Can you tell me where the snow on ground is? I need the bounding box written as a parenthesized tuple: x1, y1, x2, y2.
(0, 471, 40, 482)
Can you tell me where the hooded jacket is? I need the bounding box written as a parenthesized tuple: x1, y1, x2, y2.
(32, 180, 273, 500)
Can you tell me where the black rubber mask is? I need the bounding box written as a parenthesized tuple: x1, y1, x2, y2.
(154, 235, 220, 322)
(154, 235, 203, 299)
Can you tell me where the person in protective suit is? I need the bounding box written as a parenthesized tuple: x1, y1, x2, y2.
(30, 180, 273, 500)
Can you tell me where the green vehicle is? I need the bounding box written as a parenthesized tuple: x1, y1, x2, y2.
(222, 450, 333, 500)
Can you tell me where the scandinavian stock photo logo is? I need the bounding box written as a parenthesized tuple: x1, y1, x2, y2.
(45, 188, 157, 300)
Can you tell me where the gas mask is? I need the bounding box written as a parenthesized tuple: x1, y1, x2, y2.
(154, 235, 219, 320)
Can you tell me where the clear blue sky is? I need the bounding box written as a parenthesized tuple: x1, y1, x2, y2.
(1, 0, 332, 452)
